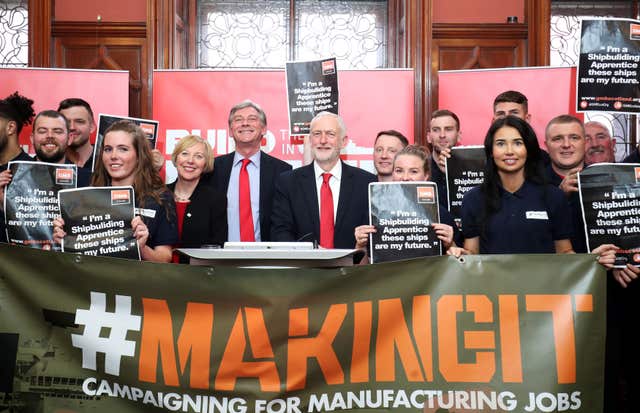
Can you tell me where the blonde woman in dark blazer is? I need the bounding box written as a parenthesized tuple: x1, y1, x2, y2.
(168, 135, 227, 262)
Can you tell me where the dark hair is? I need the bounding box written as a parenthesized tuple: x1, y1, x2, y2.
(493, 90, 528, 113)
(374, 129, 409, 147)
(394, 144, 431, 176)
(33, 110, 70, 132)
(57, 98, 94, 120)
(92, 120, 168, 210)
(0, 91, 35, 134)
(431, 109, 460, 130)
(480, 116, 545, 220)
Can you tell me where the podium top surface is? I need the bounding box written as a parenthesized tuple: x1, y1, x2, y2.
(177, 248, 359, 261)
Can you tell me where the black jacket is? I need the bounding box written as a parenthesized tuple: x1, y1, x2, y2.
(167, 179, 228, 248)
(200, 150, 291, 241)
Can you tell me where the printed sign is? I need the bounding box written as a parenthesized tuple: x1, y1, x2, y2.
(286, 58, 339, 135)
(368, 181, 441, 263)
(0, 67, 128, 152)
(577, 18, 640, 113)
(92, 114, 159, 171)
(445, 146, 486, 227)
(58, 186, 139, 259)
(4, 161, 77, 250)
(578, 163, 640, 267)
(0, 245, 607, 413)
(153, 69, 414, 181)
(438, 66, 581, 146)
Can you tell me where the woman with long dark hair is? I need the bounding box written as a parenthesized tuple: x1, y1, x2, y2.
(461, 116, 614, 261)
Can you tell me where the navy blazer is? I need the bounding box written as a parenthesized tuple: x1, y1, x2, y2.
(270, 162, 377, 248)
(201, 150, 291, 241)
(167, 180, 228, 248)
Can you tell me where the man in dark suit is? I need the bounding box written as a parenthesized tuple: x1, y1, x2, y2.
(202, 100, 291, 242)
(271, 111, 376, 248)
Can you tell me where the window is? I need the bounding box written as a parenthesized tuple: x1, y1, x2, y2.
(0, 0, 28, 67)
(197, 0, 388, 69)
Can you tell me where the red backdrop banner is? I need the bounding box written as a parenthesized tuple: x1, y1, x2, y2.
(0, 67, 129, 153)
(438, 66, 582, 146)
(153, 69, 414, 182)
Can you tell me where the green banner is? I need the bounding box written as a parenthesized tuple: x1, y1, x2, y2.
(0, 244, 606, 412)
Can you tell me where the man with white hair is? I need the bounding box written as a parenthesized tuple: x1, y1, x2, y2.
(584, 121, 616, 165)
(271, 111, 376, 248)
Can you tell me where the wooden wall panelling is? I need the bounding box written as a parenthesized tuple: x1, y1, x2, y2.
(28, 0, 52, 67)
(526, 0, 550, 66)
(153, 0, 191, 69)
(400, 0, 431, 145)
(174, 13, 186, 68)
(152, 0, 173, 69)
(174, 0, 190, 68)
(431, 23, 528, 112)
(51, 22, 150, 118)
(187, 0, 197, 68)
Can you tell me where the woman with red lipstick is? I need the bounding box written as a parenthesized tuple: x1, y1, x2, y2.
(167, 135, 227, 262)
(54, 120, 178, 262)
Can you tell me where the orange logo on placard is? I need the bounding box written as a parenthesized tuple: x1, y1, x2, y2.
(633, 253, 640, 263)
(634, 167, 640, 182)
(55, 168, 74, 185)
(417, 186, 435, 203)
(139, 123, 155, 135)
(111, 189, 131, 205)
(631, 23, 640, 39)
(322, 60, 336, 75)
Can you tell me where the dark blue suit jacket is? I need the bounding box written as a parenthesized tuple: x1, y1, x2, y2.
(201, 150, 291, 241)
(271, 162, 377, 248)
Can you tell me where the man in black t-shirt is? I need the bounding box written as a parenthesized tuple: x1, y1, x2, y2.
(427, 109, 462, 207)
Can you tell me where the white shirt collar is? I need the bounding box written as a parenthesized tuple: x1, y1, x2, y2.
(313, 160, 342, 181)
(233, 150, 261, 167)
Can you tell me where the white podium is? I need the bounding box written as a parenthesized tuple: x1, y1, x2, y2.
(177, 243, 362, 268)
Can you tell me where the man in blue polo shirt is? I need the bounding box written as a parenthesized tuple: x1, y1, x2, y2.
(543, 114, 587, 253)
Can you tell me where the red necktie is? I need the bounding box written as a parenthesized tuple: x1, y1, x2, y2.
(320, 173, 334, 248)
(239, 158, 255, 241)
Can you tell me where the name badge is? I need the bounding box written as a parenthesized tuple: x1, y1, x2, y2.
(526, 211, 548, 220)
(135, 208, 156, 219)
